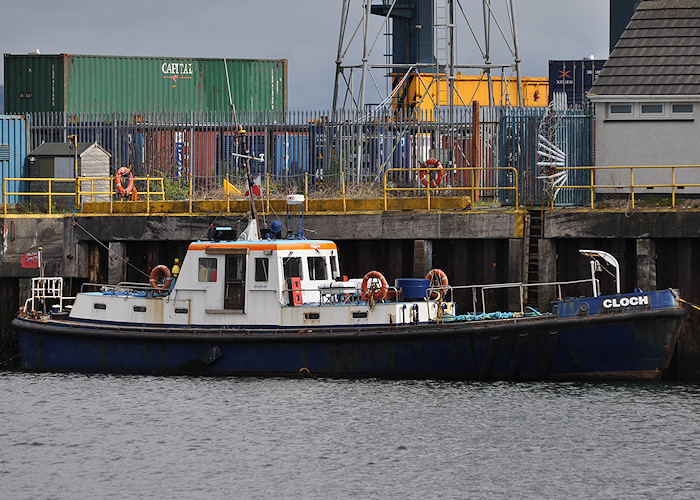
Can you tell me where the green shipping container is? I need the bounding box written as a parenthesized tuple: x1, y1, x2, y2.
(4, 54, 287, 114)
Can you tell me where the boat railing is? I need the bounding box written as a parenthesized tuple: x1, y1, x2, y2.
(23, 276, 75, 315)
(295, 282, 405, 306)
(310, 283, 363, 305)
(80, 281, 173, 296)
(432, 277, 595, 316)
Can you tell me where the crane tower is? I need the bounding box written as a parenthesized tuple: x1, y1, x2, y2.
(332, 0, 524, 113)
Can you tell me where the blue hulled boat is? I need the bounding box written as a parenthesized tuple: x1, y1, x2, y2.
(11, 205, 684, 381)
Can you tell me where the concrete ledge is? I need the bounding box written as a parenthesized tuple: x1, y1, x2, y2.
(546, 209, 700, 238)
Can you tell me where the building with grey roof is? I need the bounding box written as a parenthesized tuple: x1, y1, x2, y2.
(587, 0, 700, 193)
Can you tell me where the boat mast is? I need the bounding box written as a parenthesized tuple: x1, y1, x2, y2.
(225, 58, 261, 240)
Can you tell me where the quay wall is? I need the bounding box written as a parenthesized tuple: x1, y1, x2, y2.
(1, 209, 699, 379)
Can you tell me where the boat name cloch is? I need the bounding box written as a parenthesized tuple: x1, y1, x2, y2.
(602, 296, 649, 308)
(161, 62, 194, 75)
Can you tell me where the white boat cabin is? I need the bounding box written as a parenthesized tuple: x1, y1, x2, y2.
(68, 231, 454, 328)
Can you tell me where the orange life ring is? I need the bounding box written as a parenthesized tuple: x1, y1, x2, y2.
(361, 270, 388, 302)
(149, 265, 173, 292)
(116, 166, 134, 196)
(425, 268, 449, 299)
(419, 158, 444, 188)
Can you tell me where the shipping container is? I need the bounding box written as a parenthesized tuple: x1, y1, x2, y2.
(548, 59, 606, 109)
(399, 73, 549, 110)
(4, 54, 287, 114)
(0, 114, 30, 204)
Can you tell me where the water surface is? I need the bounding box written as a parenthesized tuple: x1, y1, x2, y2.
(2, 373, 699, 499)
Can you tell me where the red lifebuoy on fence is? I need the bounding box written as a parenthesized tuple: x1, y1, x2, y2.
(419, 158, 444, 188)
(116, 166, 135, 196)
(425, 268, 449, 299)
(361, 270, 388, 302)
(149, 265, 173, 292)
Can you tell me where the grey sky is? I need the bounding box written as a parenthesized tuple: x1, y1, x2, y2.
(1, 1, 609, 110)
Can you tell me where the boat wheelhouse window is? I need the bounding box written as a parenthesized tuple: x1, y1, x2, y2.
(330, 255, 339, 279)
(307, 257, 327, 280)
(255, 257, 269, 282)
(283, 257, 302, 280)
(198, 257, 218, 282)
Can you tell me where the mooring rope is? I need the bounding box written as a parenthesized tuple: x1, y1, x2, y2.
(678, 298, 700, 312)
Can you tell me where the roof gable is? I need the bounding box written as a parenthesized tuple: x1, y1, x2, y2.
(29, 141, 110, 157)
(589, 0, 700, 97)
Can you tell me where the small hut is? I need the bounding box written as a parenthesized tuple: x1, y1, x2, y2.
(28, 141, 111, 204)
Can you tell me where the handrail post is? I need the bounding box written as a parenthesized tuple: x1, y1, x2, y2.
(110, 175, 114, 214)
(590, 167, 594, 209)
(226, 177, 231, 213)
(471, 166, 476, 206)
(671, 166, 676, 207)
(266, 173, 270, 215)
(146, 175, 151, 214)
(630, 167, 635, 209)
(305, 172, 309, 212)
(383, 170, 388, 211)
(427, 168, 431, 211)
(3, 179, 7, 216)
(189, 175, 193, 213)
(48, 179, 53, 214)
(519, 283, 524, 314)
(341, 171, 346, 212)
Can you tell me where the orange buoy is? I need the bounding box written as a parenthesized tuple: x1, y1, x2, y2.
(361, 270, 388, 302)
(116, 166, 135, 197)
(425, 268, 449, 299)
(149, 265, 173, 292)
(419, 158, 444, 188)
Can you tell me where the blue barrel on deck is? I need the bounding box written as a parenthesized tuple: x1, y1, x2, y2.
(395, 279, 430, 300)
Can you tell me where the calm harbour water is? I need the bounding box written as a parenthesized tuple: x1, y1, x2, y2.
(1, 373, 699, 500)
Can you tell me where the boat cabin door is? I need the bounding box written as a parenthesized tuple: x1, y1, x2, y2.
(224, 254, 246, 310)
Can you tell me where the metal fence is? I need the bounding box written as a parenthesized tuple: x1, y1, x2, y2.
(499, 107, 594, 206)
(11, 106, 594, 208)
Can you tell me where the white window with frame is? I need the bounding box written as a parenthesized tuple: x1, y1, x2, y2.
(607, 101, 695, 121)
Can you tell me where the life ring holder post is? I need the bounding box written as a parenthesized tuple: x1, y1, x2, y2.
(115, 166, 139, 201)
(418, 158, 444, 210)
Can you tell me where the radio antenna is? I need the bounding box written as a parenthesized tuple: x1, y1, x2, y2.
(224, 58, 260, 239)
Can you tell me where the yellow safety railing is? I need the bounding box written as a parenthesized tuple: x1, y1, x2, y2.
(555, 165, 700, 209)
(4, 178, 76, 215)
(3, 176, 166, 215)
(383, 166, 519, 210)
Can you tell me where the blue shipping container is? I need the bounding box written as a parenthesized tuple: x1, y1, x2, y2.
(548, 59, 607, 108)
(0, 115, 30, 204)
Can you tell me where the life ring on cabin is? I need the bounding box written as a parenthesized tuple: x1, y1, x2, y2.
(149, 265, 173, 292)
(425, 268, 449, 299)
(419, 158, 444, 188)
(115, 166, 135, 196)
(361, 270, 388, 302)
